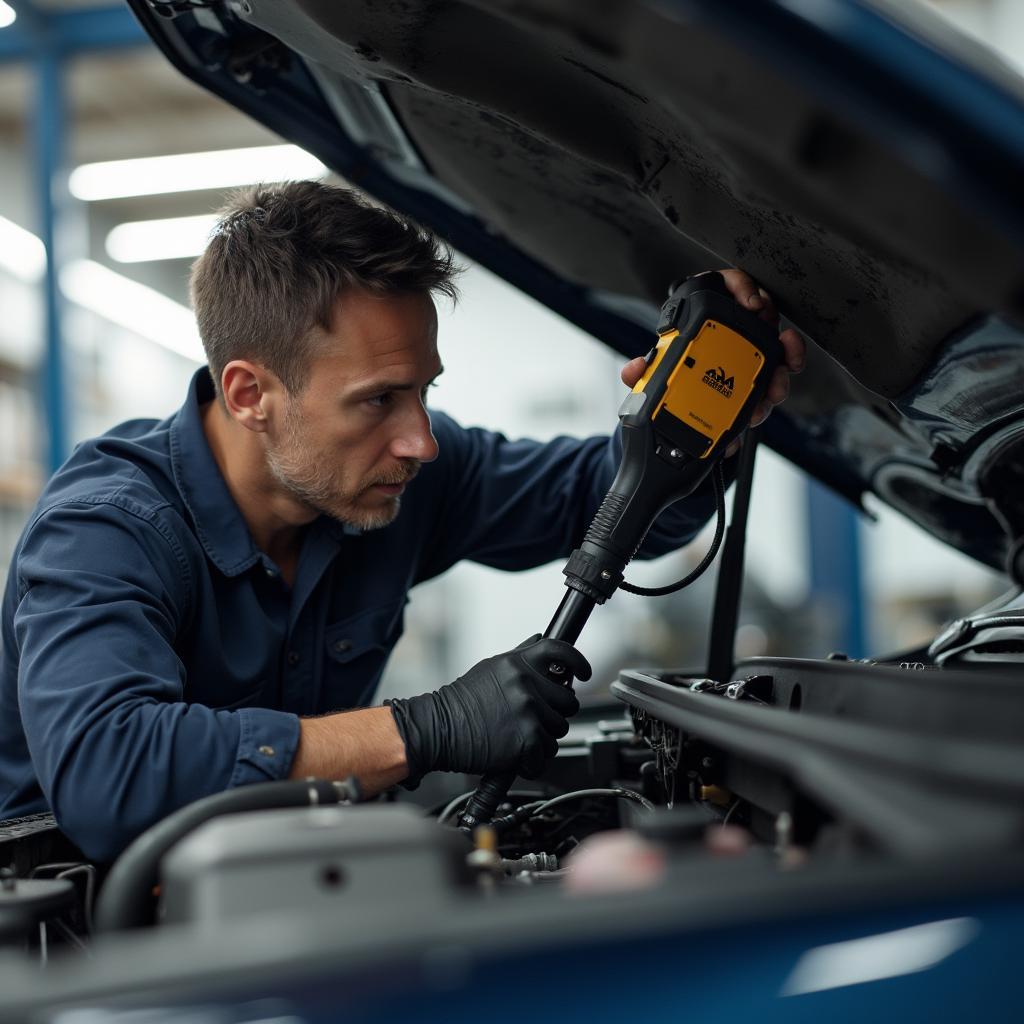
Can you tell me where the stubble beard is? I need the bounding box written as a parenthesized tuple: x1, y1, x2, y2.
(265, 408, 417, 531)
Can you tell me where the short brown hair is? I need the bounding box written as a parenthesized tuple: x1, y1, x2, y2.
(190, 180, 459, 394)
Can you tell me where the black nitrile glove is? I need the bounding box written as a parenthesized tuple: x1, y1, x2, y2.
(387, 634, 590, 786)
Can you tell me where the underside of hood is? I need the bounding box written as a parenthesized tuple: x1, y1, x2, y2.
(129, 0, 1024, 575)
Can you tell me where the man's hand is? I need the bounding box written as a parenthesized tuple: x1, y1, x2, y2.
(620, 269, 805, 451)
(387, 634, 590, 785)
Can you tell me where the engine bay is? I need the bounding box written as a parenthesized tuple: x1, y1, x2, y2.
(4, 642, 1024, 965)
(3, 419, 1024, 1014)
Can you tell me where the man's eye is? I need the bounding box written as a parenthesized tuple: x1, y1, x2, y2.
(367, 393, 392, 408)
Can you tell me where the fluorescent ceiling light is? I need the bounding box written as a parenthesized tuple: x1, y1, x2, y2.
(106, 214, 219, 263)
(60, 260, 204, 363)
(0, 2, 15, 29)
(0, 216, 201, 361)
(69, 145, 328, 201)
(0, 215, 46, 283)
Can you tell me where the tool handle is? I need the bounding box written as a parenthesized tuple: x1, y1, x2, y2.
(458, 590, 596, 831)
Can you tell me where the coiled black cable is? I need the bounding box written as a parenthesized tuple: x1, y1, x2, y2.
(619, 461, 727, 596)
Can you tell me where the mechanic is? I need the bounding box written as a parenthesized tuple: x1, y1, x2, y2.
(0, 181, 803, 863)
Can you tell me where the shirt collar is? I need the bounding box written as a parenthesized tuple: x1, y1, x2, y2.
(169, 368, 262, 577)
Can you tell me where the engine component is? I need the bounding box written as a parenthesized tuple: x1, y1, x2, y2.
(0, 870, 75, 946)
(500, 853, 558, 874)
(159, 805, 470, 928)
(95, 778, 359, 933)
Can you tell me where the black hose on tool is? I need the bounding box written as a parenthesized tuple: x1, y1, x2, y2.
(458, 470, 728, 832)
(95, 778, 356, 932)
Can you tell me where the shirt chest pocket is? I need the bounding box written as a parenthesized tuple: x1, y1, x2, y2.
(321, 599, 407, 710)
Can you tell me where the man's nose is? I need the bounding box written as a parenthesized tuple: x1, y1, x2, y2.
(393, 407, 439, 463)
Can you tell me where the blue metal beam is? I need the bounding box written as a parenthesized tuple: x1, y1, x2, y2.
(805, 478, 867, 658)
(5, 4, 145, 468)
(0, 5, 146, 63)
(34, 46, 69, 471)
(0, 7, 148, 470)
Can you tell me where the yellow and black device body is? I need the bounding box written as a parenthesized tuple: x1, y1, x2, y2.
(458, 272, 784, 831)
(575, 270, 784, 589)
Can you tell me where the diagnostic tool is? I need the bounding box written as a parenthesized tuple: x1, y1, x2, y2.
(459, 272, 785, 831)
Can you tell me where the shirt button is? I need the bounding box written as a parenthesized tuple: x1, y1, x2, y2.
(287, 651, 300, 666)
(258, 745, 275, 756)
(333, 639, 352, 654)
(264, 566, 277, 578)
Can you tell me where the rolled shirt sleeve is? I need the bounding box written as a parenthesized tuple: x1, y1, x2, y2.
(13, 496, 299, 862)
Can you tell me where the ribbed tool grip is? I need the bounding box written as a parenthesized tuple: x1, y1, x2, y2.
(584, 491, 628, 547)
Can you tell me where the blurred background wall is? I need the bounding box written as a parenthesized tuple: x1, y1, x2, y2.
(0, 0, 1016, 704)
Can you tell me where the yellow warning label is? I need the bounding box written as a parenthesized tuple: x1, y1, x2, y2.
(656, 320, 764, 457)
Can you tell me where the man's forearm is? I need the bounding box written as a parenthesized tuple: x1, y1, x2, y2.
(288, 706, 408, 794)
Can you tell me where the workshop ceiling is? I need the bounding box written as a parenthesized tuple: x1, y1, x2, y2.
(68, 50, 278, 165)
(0, 45, 276, 163)
(0, 8, 293, 303)
(0, 0, 281, 229)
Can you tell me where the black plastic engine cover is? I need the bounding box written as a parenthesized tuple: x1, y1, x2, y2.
(612, 656, 1024, 857)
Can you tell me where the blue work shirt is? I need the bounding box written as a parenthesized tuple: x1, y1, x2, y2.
(0, 368, 720, 861)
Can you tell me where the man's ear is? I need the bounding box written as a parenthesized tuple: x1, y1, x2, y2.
(220, 361, 283, 433)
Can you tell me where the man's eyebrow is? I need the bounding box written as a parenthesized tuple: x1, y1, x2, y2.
(347, 366, 444, 402)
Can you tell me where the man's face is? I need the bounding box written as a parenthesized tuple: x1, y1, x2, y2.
(265, 288, 442, 530)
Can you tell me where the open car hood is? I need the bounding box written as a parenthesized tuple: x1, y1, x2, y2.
(129, 0, 1024, 576)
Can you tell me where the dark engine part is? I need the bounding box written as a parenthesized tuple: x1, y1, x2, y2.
(0, 813, 95, 956)
(0, 872, 76, 946)
(615, 654, 1024, 859)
